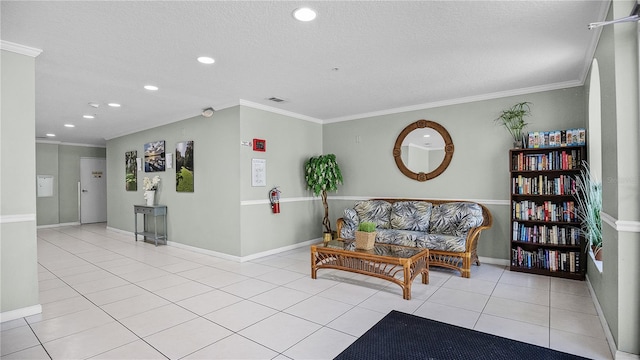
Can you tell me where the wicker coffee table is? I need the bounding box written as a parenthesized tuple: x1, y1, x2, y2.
(310, 240, 429, 300)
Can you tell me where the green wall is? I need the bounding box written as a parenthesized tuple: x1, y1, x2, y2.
(585, 0, 639, 355)
(107, 105, 323, 257)
(107, 107, 242, 255)
(239, 106, 323, 255)
(35, 143, 59, 225)
(323, 88, 586, 261)
(35, 143, 106, 225)
(0, 50, 40, 316)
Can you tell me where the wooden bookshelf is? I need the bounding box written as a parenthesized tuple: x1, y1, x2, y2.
(509, 145, 586, 280)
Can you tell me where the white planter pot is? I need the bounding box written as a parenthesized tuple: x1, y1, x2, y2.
(144, 191, 155, 206)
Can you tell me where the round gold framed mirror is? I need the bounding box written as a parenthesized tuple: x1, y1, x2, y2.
(393, 120, 454, 181)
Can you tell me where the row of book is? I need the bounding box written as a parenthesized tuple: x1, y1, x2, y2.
(512, 200, 577, 222)
(526, 128, 586, 148)
(511, 149, 584, 171)
(512, 247, 581, 273)
(512, 175, 577, 196)
(512, 222, 581, 245)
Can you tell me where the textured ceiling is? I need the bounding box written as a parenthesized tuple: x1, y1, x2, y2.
(1, 1, 609, 146)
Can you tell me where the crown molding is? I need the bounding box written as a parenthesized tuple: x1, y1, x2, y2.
(239, 99, 323, 124)
(36, 139, 106, 148)
(323, 80, 583, 124)
(0, 40, 42, 57)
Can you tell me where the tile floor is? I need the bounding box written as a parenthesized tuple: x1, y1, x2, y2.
(1, 224, 612, 359)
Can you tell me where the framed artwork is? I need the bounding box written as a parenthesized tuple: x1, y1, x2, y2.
(125, 150, 137, 191)
(175, 141, 194, 192)
(144, 140, 165, 172)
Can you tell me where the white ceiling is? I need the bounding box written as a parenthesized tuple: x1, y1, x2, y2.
(1, 1, 609, 146)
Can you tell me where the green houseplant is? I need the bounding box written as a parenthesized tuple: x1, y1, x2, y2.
(304, 154, 343, 236)
(575, 161, 602, 259)
(495, 102, 532, 148)
(355, 221, 377, 250)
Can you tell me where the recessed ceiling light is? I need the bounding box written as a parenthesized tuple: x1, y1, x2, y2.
(83, 115, 95, 119)
(64, 124, 75, 128)
(46, 133, 55, 137)
(108, 103, 121, 107)
(293, 7, 316, 22)
(144, 85, 159, 91)
(197, 56, 215, 64)
(89, 102, 100, 108)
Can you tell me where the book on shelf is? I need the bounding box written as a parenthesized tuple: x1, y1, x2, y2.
(512, 221, 580, 245)
(512, 200, 576, 222)
(511, 149, 583, 171)
(511, 247, 581, 273)
(512, 174, 576, 195)
(526, 128, 586, 148)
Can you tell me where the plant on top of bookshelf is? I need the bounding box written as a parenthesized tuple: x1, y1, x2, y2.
(495, 102, 532, 148)
(575, 161, 603, 258)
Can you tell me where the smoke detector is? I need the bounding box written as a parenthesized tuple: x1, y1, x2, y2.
(201, 107, 215, 118)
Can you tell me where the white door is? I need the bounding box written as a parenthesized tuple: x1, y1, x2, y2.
(80, 158, 107, 223)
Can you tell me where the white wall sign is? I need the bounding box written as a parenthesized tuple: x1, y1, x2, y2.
(252, 158, 266, 187)
(37, 175, 54, 197)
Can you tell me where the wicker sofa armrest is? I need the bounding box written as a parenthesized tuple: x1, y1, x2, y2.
(463, 203, 493, 264)
(336, 218, 345, 238)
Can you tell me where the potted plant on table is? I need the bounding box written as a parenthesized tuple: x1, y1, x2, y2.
(355, 221, 377, 250)
(495, 102, 532, 148)
(575, 161, 603, 260)
(304, 154, 343, 242)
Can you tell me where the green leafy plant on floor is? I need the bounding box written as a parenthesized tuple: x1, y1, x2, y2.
(575, 161, 602, 252)
(304, 154, 343, 234)
(495, 102, 532, 146)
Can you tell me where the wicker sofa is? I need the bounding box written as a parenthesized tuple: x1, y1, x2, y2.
(336, 199, 492, 278)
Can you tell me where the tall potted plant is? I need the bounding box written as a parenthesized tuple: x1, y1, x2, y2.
(495, 102, 532, 148)
(575, 161, 602, 259)
(304, 154, 343, 238)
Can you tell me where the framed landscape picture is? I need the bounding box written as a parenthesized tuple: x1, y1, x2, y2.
(175, 141, 194, 192)
(125, 150, 137, 191)
(144, 140, 165, 172)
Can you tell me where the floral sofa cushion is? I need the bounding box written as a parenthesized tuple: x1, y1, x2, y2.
(429, 202, 484, 237)
(340, 208, 359, 240)
(390, 201, 432, 232)
(354, 200, 392, 229)
(375, 229, 422, 247)
(416, 234, 466, 252)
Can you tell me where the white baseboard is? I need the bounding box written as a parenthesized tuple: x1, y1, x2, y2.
(37, 222, 80, 229)
(586, 276, 639, 359)
(238, 238, 322, 262)
(478, 256, 510, 266)
(166, 237, 322, 263)
(0, 304, 42, 323)
(106, 226, 321, 263)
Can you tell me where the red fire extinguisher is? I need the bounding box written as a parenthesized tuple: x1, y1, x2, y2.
(269, 187, 281, 214)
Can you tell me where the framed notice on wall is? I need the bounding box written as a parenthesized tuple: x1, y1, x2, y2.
(251, 158, 266, 187)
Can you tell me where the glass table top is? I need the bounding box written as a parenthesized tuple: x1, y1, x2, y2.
(323, 240, 425, 258)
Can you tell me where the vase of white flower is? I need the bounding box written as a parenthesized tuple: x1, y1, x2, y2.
(144, 191, 155, 206)
(143, 176, 161, 206)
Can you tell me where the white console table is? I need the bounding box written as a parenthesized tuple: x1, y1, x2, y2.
(134, 205, 167, 246)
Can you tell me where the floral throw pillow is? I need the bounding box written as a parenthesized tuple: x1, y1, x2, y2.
(354, 200, 392, 229)
(390, 201, 432, 232)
